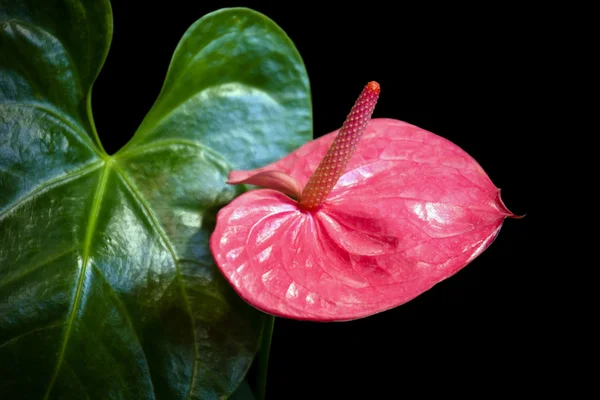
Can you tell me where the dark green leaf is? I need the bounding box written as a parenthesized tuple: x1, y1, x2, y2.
(118, 7, 313, 170)
(229, 380, 256, 400)
(0, 2, 311, 398)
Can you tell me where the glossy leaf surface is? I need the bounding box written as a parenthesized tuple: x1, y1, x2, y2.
(212, 119, 515, 321)
(0, 2, 311, 398)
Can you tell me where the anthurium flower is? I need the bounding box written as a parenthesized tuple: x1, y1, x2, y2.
(210, 82, 517, 321)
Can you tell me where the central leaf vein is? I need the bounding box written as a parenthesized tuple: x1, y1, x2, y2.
(44, 162, 110, 400)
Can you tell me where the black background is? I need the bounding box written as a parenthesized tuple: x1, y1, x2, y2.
(93, 2, 535, 398)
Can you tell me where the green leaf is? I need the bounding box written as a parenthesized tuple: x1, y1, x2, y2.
(229, 380, 256, 400)
(117, 7, 313, 170)
(0, 2, 312, 399)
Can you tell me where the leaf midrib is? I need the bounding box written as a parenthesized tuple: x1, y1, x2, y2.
(2, 148, 204, 397)
(43, 162, 110, 400)
(6, 156, 167, 398)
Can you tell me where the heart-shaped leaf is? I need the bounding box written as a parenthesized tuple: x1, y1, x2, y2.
(0, 2, 311, 398)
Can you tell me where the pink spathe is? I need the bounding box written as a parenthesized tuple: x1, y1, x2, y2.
(211, 117, 515, 321)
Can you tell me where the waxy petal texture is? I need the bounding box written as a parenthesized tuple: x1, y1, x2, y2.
(212, 118, 514, 321)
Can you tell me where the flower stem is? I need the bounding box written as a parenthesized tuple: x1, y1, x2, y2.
(257, 315, 275, 400)
(299, 81, 380, 210)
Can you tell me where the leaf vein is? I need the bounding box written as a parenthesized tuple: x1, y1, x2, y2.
(115, 138, 223, 163)
(0, 102, 102, 157)
(112, 164, 200, 399)
(0, 246, 77, 291)
(43, 162, 110, 400)
(90, 263, 157, 398)
(0, 160, 103, 221)
(0, 321, 65, 350)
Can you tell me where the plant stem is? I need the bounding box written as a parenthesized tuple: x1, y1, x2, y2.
(257, 315, 275, 400)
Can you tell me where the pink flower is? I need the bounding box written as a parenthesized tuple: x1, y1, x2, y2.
(210, 82, 517, 321)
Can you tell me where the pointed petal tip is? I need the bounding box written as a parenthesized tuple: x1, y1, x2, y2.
(497, 189, 525, 219)
(509, 213, 527, 219)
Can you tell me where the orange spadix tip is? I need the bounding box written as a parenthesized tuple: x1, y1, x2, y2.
(367, 81, 380, 94)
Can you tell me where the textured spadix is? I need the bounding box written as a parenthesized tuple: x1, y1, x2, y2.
(211, 85, 516, 321)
